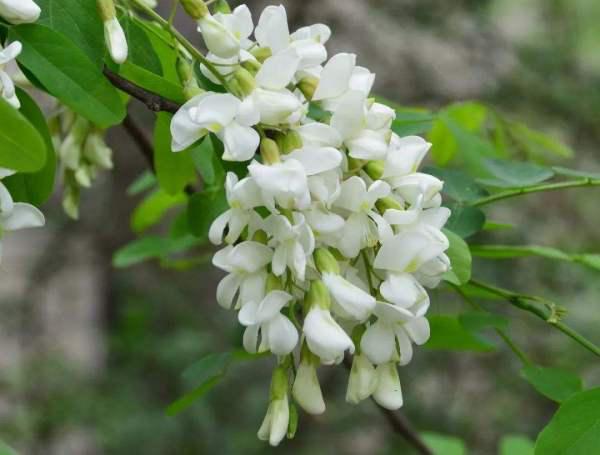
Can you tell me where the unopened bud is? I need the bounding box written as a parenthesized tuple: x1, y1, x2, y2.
(233, 67, 256, 97)
(250, 46, 272, 63)
(305, 280, 331, 311)
(0, 0, 41, 24)
(260, 138, 281, 165)
(180, 0, 209, 19)
(213, 0, 231, 14)
(252, 229, 268, 244)
(103, 17, 128, 64)
(314, 248, 340, 275)
(297, 76, 319, 101)
(84, 131, 113, 170)
(177, 58, 204, 99)
(287, 403, 298, 439)
(365, 160, 384, 180)
(376, 196, 403, 213)
(275, 131, 303, 154)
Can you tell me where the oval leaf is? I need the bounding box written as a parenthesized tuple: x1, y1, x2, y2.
(521, 365, 582, 403)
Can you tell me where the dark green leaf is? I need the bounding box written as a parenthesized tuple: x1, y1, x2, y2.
(0, 439, 18, 455)
(424, 166, 488, 203)
(154, 112, 197, 194)
(127, 171, 157, 196)
(459, 311, 509, 332)
(166, 375, 223, 416)
(36, 0, 105, 66)
(191, 135, 225, 188)
(120, 62, 186, 104)
(391, 109, 435, 136)
(445, 205, 486, 238)
(521, 365, 582, 403)
(11, 24, 126, 128)
(0, 97, 46, 172)
(130, 189, 187, 233)
(535, 388, 600, 454)
(425, 315, 494, 351)
(187, 189, 228, 238)
(120, 15, 162, 75)
(3, 88, 55, 204)
(112, 235, 199, 268)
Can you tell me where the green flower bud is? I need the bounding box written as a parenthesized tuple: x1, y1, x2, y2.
(213, 0, 231, 14)
(180, 0, 209, 20)
(297, 76, 319, 101)
(305, 280, 331, 311)
(275, 131, 303, 154)
(233, 67, 256, 97)
(287, 403, 298, 439)
(364, 160, 384, 180)
(177, 58, 204, 99)
(251, 46, 272, 63)
(252, 229, 268, 244)
(241, 58, 262, 76)
(314, 248, 340, 275)
(84, 131, 113, 170)
(260, 138, 281, 164)
(75, 165, 92, 188)
(375, 196, 403, 213)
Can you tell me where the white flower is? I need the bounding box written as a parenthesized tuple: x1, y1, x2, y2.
(415, 253, 451, 288)
(240, 50, 304, 126)
(373, 362, 403, 410)
(389, 173, 444, 208)
(380, 273, 430, 314)
(322, 272, 375, 321)
(304, 203, 345, 242)
(0, 0, 40, 24)
(374, 227, 449, 274)
(258, 367, 290, 447)
(292, 351, 325, 415)
(382, 135, 431, 179)
(239, 290, 298, 356)
(0, 41, 22, 109)
(209, 173, 264, 245)
(333, 176, 392, 258)
(104, 17, 128, 64)
(255, 5, 331, 69)
(248, 159, 310, 210)
(346, 353, 377, 404)
(171, 93, 259, 161)
(330, 90, 392, 160)
(197, 8, 251, 59)
(212, 241, 272, 309)
(0, 181, 45, 263)
(296, 123, 342, 149)
(304, 306, 355, 364)
(360, 302, 430, 366)
(266, 212, 315, 282)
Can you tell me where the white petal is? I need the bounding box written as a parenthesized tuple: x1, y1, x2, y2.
(346, 130, 389, 160)
(104, 18, 128, 64)
(256, 290, 293, 322)
(349, 66, 375, 96)
(0, 41, 21, 65)
(2, 202, 44, 230)
(0, 181, 14, 213)
(373, 363, 403, 410)
(255, 5, 290, 53)
(380, 273, 428, 309)
(284, 147, 342, 176)
(330, 90, 366, 140)
(216, 273, 242, 309)
(346, 354, 377, 404)
(303, 307, 354, 363)
(296, 123, 342, 148)
(305, 205, 345, 234)
(334, 176, 367, 212)
(265, 314, 298, 355)
(243, 324, 260, 353)
(361, 321, 395, 365)
(238, 299, 260, 326)
(374, 230, 447, 273)
(394, 327, 414, 366)
(228, 241, 273, 273)
(253, 88, 302, 125)
(293, 360, 325, 414)
(323, 273, 375, 321)
(404, 317, 430, 345)
(221, 122, 260, 161)
(384, 136, 431, 178)
(208, 210, 232, 245)
(269, 396, 289, 446)
(198, 14, 240, 59)
(256, 50, 300, 90)
(313, 53, 356, 101)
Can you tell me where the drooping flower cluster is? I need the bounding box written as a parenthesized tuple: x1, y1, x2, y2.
(171, 2, 450, 446)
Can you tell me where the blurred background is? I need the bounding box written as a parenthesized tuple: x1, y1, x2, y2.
(1, 0, 600, 453)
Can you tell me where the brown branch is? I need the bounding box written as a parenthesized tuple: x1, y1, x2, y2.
(343, 357, 432, 455)
(103, 67, 182, 114)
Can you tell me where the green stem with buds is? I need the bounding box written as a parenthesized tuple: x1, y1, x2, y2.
(470, 178, 600, 207)
(467, 279, 600, 357)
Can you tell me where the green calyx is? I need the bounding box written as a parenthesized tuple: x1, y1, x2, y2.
(232, 68, 256, 97)
(364, 160, 384, 180)
(180, 0, 209, 20)
(270, 366, 289, 401)
(275, 130, 303, 154)
(260, 138, 281, 164)
(375, 196, 403, 213)
(266, 274, 283, 293)
(314, 248, 340, 275)
(305, 280, 331, 311)
(297, 76, 319, 101)
(96, 0, 116, 21)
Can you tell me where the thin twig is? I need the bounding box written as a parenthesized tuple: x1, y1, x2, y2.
(103, 67, 182, 114)
(342, 357, 433, 455)
(469, 178, 600, 207)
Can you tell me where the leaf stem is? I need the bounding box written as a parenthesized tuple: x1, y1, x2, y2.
(470, 178, 600, 207)
(467, 279, 600, 357)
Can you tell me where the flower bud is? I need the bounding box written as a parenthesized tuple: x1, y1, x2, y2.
(314, 248, 340, 275)
(103, 17, 128, 64)
(275, 131, 303, 154)
(59, 117, 91, 170)
(250, 46, 272, 63)
(373, 362, 403, 410)
(232, 67, 256, 97)
(197, 14, 240, 58)
(346, 354, 377, 404)
(297, 76, 319, 101)
(75, 165, 92, 188)
(252, 229, 268, 244)
(177, 58, 204, 99)
(180, 0, 209, 19)
(0, 0, 41, 24)
(292, 346, 325, 415)
(305, 280, 331, 311)
(260, 138, 281, 165)
(258, 366, 290, 447)
(213, 0, 231, 14)
(365, 160, 384, 180)
(84, 131, 113, 170)
(375, 196, 403, 213)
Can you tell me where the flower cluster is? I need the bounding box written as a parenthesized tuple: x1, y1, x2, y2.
(172, 1, 451, 446)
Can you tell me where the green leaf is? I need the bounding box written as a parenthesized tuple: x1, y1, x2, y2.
(0, 97, 46, 172)
(470, 245, 571, 261)
(425, 315, 494, 351)
(120, 15, 162, 75)
(421, 432, 466, 455)
(575, 254, 600, 271)
(11, 24, 126, 128)
(191, 135, 225, 188)
(480, 158, 554, 188)
(3, 89, 55, 204)
(36, 0, 105, 66)
(167, 352, 233, 416)
(127, 171, 157, 196)
(443, 229, 472, 285)
(521, 365, 582, 403)
(535, 388, 600, 454)
(510, 122, 573, 160)
(445, 205, 486, 239)
(119, 62, 186, 105)
(391, 109, 435, 136)
(424, 166, 488, 203)
(482, 221, 515, 231)
(154, 113, 196, 194)
(552, 166, 600, 180)
(130, 189, 187, 233)
(500, 435, 535, 455)
(187, 189, 228, 238)
(0, 439, 18, 455)
(113, 235, 200, 268)
(459, 311, 509, 332)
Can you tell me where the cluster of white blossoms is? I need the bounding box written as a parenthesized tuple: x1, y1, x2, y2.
(172, 1, 451, 446)
(0, 0, 45, 263)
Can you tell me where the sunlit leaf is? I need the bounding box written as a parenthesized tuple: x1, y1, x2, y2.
(521, 365, 582, 403)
